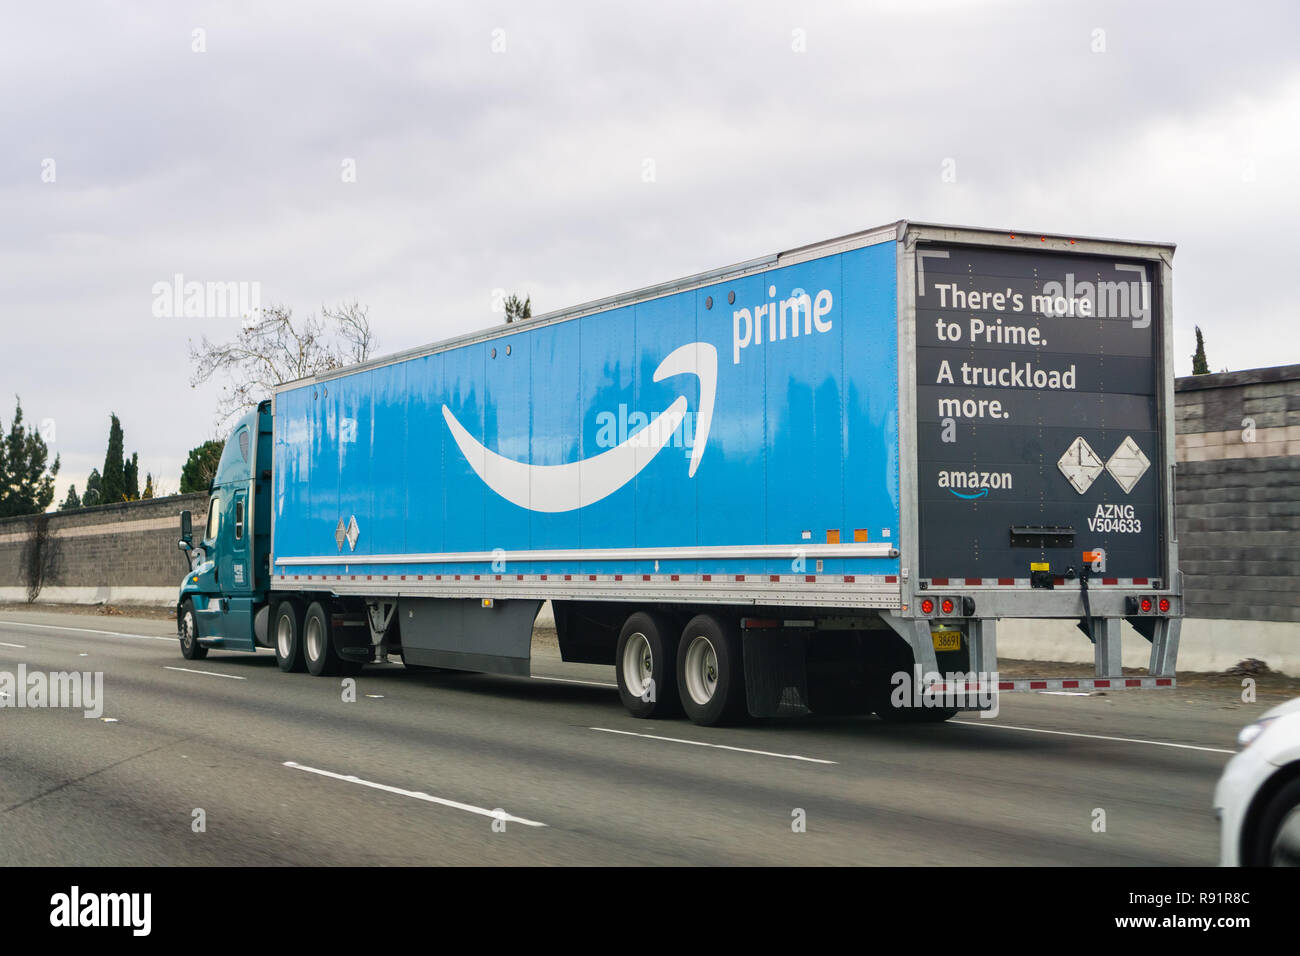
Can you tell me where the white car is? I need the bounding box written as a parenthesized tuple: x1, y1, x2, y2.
(1215, 696, 1300, 865)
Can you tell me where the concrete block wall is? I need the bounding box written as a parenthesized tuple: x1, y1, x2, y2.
(0, 493, 207, 606)
(1173, 365, 1300, 622)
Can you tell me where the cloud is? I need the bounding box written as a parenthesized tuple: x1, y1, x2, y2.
(1, 0, 1297, 505)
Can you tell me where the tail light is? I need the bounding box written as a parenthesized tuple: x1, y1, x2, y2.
(920, 598, 935, 615)
(940, 598, 955, 615)
(1126, 595, 1170, 615)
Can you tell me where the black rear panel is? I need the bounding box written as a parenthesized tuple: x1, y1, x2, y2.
(914, 244, 1165, 580)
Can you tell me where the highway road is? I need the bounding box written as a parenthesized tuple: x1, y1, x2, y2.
(0, 609, 1264, 866)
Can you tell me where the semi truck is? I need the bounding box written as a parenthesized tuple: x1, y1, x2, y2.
(175, 220, 1182, 725)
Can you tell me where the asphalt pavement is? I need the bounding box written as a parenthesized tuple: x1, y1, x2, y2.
(0, 608, 1267, 865)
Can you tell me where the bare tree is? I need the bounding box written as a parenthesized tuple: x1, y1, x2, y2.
(328, 300, 377, 365)
(20, 512, 62, 603)
(188, 302, 378, 427)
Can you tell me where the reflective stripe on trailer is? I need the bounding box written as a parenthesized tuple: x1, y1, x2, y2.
(929, 677, 1175, 694)
(280, 572, 902, 585)
(923, 577, 1154, 587)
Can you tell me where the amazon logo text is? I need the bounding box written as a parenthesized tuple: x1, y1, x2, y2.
(938, 469, 1013, 498)
(732, 286, 834, 364)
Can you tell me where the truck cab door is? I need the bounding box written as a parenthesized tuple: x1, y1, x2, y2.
(212, 488, 257, 650)
(218, 489, 251, 594)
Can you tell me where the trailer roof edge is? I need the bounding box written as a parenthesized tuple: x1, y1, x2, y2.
(273, 219, 1173, 393)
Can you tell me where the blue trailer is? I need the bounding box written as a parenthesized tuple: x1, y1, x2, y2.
(175, 221, 1183, 724)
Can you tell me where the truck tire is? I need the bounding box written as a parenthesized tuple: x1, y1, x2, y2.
(1251, 777, 1300, 866)
(178, 599, 207, 660)
(273, 600, 306, 673)
(615, 611, 681, 718)
(867, 632, 957, 723)
(304, 601, 344, 676)
(676, 614, 746, 726)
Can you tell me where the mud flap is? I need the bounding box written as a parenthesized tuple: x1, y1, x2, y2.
(742, 630, 810, 718)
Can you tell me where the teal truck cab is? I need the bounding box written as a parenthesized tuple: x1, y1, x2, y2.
(176, 400, 273, 660)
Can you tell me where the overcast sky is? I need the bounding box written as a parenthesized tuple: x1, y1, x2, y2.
(4, 0, 1298, 505)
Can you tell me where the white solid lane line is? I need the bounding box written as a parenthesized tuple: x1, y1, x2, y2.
(163, 666, 247, 681)
(0, 620, 174, 642)
(949, 719, 1236, 754)
(0, 641, 27, 648)
(590, 727, 838, 764)
(282, 761, 547, 827)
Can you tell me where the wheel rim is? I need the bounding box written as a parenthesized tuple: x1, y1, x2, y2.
(180, 612, 195, 649)
(1271, 805, 1300, 866)
(277, 613, 293, 658)
(306, 615, 324, 662)
(683, 635, 719, 706)
(622, 632, 653, 699)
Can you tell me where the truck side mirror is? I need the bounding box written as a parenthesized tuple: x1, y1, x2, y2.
(179, 510, 193, 550)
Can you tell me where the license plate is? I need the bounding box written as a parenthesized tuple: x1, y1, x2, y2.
(931, 629, 962, 652)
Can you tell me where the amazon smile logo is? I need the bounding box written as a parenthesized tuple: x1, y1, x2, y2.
(442, 342, 717, 513)
(937, 468, 1012, 499)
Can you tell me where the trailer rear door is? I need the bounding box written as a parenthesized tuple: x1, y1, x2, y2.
(913, 242, 1167, 582)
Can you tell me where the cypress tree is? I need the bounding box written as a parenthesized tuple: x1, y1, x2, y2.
(101, 414, 125, 503)
(124, 452, 140, 500)
(83, 468, 102, 507)
(1192, 326, 1210, 375)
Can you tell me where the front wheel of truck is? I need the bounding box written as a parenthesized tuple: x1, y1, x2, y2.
(178, 599, 207, 660)
(273, 600, 306, 672)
